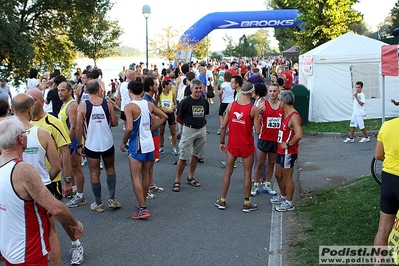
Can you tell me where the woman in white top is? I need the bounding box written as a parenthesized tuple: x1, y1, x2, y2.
(26, 68, 40, 92)
(217, 71, 235, 135)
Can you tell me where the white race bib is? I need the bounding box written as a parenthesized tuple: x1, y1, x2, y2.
(266, 117, 281, 129)
(161, 99, 172, 109)
(277, 130, 283, 143)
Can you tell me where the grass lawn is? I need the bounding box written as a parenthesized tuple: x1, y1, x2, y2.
(288, 176, 381, 265)
(302, 118, 389, 135)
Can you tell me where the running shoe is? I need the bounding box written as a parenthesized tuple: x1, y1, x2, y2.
(149, 184, 164, 192)
(70, 243, 84, 265)
(100, 162, 104, 170)
(90, 202, 105, 212)
(81, 157, 87, 167)
(270, 195, 285, 205)
(343, 138, 354, 143)
(262, 185, 277, 196)
(359, 137, 370, 143)
(251, 185, 259, 196)
(172, 148, 178, 156)
(154, 158, 160, 163)
(108, 198, 121, 209)
(242, 202, 258, 212)
(131, 209, 151, 220)
(65, 195, 86, 208)
(275, 201, 295, 212)
(220, 160, 237, 168)
(159, 147, 164, 154)
(65, 191, 76, 199)
(169, 136, 173, 146)
(217, 128, 221, 135)
(214, 200, 226, 210)
(146, 191, 156, 199)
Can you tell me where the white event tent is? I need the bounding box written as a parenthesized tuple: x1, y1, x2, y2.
(299, 32, 399, 122)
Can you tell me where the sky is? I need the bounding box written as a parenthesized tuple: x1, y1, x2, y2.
(109, 0, 397, 52)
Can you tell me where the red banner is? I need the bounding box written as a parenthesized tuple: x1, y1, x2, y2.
(382, 45, 399, 76)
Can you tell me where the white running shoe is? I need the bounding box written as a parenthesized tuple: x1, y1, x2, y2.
(359, 137, 370, 143)
(262, 185, 277, 196)
(70, 243, 84, 265)
(275, 201, 295, 212)
(343, 138, 354, 143)
(146, 191, 156, 199)
(270, 195, 285, 205)
(250, 185, 259, 196)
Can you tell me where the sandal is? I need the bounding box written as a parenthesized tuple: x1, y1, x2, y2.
(172, 182, 180, 192)
(198, 158, 204, 163)
(186, 177, 201, 187)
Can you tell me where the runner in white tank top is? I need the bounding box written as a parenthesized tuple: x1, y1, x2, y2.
(84, 99, 114, 152)
(23, 126, 52, 185)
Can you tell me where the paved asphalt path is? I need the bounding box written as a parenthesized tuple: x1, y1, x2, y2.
(56, 96, 378, 265)
(57, 97, 280, 266)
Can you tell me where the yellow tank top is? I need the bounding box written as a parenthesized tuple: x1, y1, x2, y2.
(58, 99, 75, 133)
(159, 92, 174, 111)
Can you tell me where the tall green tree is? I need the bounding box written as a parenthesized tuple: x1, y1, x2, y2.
(349, 20, 371, 37)
(250, 29, 272, 57)
(69, 0, 122, 66)
(192, 37, 211, 61)
(295, 0, 362, 52)
(150, 26, 188, 63)
(0, 0, 121, 84)
(269, 0, 298, 52)
(388, 1, 399, 34)
(222, 34, 235, 59)
(32, 28, 77, 78)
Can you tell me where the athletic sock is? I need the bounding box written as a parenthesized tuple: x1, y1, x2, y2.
(106, 174, 116, 199)
(76, 192, 84, 198)
(244, 198, 250, 205)
(220, 197, 226, 202)
(91, 182, 102, 204)
(72, 239, 81, 246)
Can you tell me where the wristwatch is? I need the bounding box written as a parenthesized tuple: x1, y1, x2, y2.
(286, 141, 290, 148)
(64, 176, 72, 183)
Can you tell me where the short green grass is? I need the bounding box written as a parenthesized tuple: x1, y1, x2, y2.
(289, 176, 381, 266)
(302, 119, 387, 134)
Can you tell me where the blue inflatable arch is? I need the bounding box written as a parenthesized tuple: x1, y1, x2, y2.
(179, 9, 301, 46)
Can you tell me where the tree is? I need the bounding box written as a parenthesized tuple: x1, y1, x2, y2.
(270, 0, 298, 52)
(250, 29, 271, 57)
(209, 52, 222, 61)
(388, 0, 399, 34)
(0, 0, 121, 85)
(222, 34, 235, 59)
(149, 26, 183, 64)
(31, 28, 77, 78)
(193, 37, 211, 61)
(349, 20, 371, 37)
(295, 0, 362, 52)
(69, 0, 122, 66)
